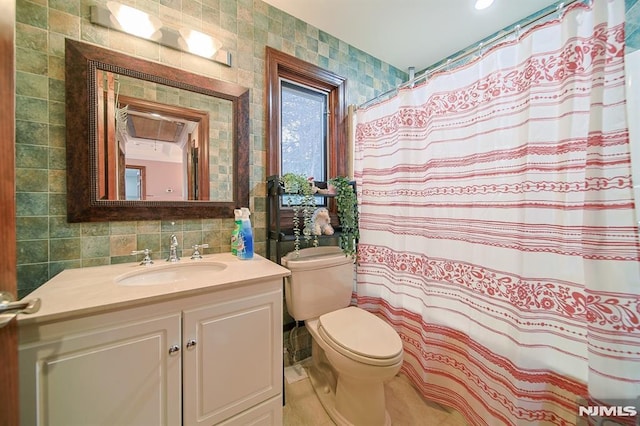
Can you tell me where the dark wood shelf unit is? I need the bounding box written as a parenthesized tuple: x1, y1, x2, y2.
(266, 175, 354, 263)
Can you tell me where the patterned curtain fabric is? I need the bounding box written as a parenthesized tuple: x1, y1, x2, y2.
(354, 1, 639, 424)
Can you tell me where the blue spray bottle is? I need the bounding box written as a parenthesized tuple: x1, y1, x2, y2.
(231, 209, 242, 255)
(237, 207, 254, 260)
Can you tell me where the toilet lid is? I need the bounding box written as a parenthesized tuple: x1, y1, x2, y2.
(318, 307, 403, 361)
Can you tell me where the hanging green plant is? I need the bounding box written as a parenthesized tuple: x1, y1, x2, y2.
(279, 173, 317, 255)
(329, 176, 359, 258)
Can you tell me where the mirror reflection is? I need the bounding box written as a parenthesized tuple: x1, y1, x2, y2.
(96, 71, 234, 202)
(64, 39, 249, 222)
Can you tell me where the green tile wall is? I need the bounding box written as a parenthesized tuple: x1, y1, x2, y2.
(627, 0, 640, 50)
(14, 0, 406, 297)
(14, 0, 640, 297)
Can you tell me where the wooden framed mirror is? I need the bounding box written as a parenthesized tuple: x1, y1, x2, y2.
(65, 39, 249, 222)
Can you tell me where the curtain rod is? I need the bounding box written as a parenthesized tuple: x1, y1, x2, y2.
(358, 0, 581, 110)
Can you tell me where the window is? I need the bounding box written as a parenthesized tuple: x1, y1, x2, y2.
(266, 47, 347, 181)
(280, 80, 328, 182)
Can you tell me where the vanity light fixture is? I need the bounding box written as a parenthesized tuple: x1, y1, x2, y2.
(474, 0, 495, 10)
(90, 2, 232, 67)
(105, 1, 162, 40)
(178, 28, 223, 60)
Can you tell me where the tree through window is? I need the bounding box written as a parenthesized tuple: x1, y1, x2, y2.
(266, 47, 347, 181)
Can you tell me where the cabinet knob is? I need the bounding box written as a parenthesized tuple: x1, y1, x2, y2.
(186, 339, 197, 349)
(168, 344, 180, 355)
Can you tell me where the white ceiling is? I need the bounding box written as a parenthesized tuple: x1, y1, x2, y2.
(261, 0, 561, 71)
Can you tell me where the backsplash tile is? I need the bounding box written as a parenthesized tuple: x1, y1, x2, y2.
(50, 238, 81, 261)
(81, 257, 110, 268)
(48, 193, 67, 216)
(48, 9, 80, 38)
(16, 120, 48, 146)
(48, 170, 65, 193)
(16, 169, 48, 193)
(17, 240, 48, 265)
(16, 71, 47, 98)
(17, 264, 49, 298)
(49, 125, 65, 148)
(109, 222, 137, 235)
(81, 236, 111, 259)
(15, 46, 47, 75)
(15, 96, 47, 122)
(16, 193, 48, 216)
(48, 0, 80, 15)
(16, 1, 47, 29)
(49, 216, 79, 238)
(16, 144, 48, 169)
(136, 221, 162, 234)
(109, 234, 137, 256)
(136, 233, 162, 257)
(81, 222, 109, 237)
(49, 147, 65, 169)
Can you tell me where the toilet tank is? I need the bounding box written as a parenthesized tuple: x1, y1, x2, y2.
(281, 246, 355, 321)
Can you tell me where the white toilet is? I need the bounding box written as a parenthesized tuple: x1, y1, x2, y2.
(282, 246, 403, 426)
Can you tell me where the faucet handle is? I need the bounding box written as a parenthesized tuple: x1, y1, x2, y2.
(131, 249, 153, 265)
(191, 244, 209, 260)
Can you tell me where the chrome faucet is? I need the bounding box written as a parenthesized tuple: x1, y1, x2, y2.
(191, 243, 209, 260)
(167, 234, 180, 262)
(131, 248, 153, 266)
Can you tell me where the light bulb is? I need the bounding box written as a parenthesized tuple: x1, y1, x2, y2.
(178, 29, 222, 59)
(107, 2, 161, 40)
(475, 0, 495, 10)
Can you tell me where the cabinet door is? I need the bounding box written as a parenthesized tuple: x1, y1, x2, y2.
(19, 313, 182, 426)
(182, 289, 282, 425)
(217, 395, 282, 426)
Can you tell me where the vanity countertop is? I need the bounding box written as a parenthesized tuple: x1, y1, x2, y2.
(17, 253, 290, 326)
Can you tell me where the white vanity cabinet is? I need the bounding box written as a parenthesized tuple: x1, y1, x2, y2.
(18, 256, 287, 426)
(181, 284, 283, 425)
(19, 309, 183, 425)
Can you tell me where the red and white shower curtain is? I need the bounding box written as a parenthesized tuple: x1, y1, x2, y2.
(354, 1, 640, 424)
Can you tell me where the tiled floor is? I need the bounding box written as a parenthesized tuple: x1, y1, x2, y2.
(283, 367, 469, 426)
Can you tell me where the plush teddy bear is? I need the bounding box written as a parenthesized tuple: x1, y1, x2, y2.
(310, 207, 334, 236)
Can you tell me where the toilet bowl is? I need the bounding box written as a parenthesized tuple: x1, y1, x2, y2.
(282, 247, 404, 426)
(307, 307, 403, 425)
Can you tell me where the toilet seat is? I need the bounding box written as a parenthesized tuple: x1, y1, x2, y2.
(317, 306, 403, 367)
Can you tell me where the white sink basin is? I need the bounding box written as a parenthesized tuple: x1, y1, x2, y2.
(115, 262, 227, 286)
